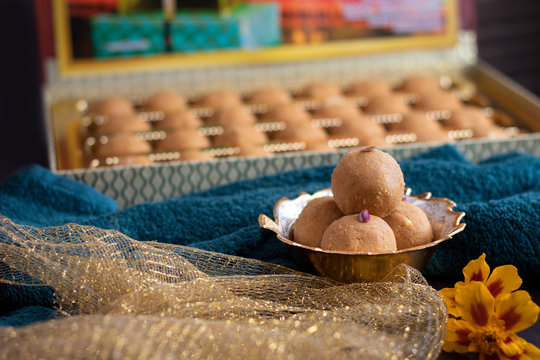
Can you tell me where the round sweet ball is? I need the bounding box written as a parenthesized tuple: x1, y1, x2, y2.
(465, 92, 492, 108)
(320, 214, 397, 253)
(331, 148, 404, 217)
(398, 74, 443, 94)
(414, 90, 462, 112)
(344, 78, 393, 99)
(115, 155, 154, 166)
(312, 97, 361, 123)
(383, 201, 433, 250)
(90, 97, 135, 119)
(196, 89, 243, 110)
(154, 111, 202, 130)
(155, 129, 210, 152)
(206, 105, 256, 127)
(327, 114, 386, 139)
(484, 125, 509, 139)
(246, 86, 292, 107)
(236, 144, 272, 157)
(360, 137, 391, 147)
(95, 132, 152, 157)
(260, 103, 311, 125)
(298, 81, 342, 100)
(364, 94, 409, 115)
(304, 141, 336, 152)
(212, 125, 268, 147)
(273, 122, 328, 144)
(491, 110, 516, 127)
(94, 113, 151, 135)
(444, 106, 497, 138)
(179, 150, 213, 162)
(325, 113, 387, 143)
(142, 90, 187, 115)
(293, 196, 344, 248)
(329, 133, 389, 148)
(387, 110, 449, 143)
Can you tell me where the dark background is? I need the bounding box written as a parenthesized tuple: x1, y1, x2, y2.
(476, 0, 540, 96)
(0, 0, 49, 183)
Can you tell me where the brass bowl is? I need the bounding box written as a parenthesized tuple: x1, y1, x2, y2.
(259, 188, 466, 283)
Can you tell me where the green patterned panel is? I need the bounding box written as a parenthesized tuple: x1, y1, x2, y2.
(91, 13, 165, 58)
(61, 135, 540, 209)
(170, 3, 281, 53)
(171, 14, 241, 52)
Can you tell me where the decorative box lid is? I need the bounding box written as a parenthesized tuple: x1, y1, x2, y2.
(49, 0, 461, 78)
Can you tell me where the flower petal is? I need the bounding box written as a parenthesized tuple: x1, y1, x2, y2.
(443, 318, 474, 353)
(455, 281, 495, 327)
(480, 353, 502, 360)
(498, 334, 540, 360)
(440, 287, 459, 317)
(464, 253, 490, 284)
(486, 265, 522, 299)
(495, 290, 540, 333)
(499, 333, 527, 357)
(523, 341, 540, 360)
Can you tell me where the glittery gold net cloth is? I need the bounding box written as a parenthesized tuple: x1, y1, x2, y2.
(0, 215, 447, 359)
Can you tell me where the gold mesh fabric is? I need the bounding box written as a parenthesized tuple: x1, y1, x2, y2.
(0, 215, 447, 359)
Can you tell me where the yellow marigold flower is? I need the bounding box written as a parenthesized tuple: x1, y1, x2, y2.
(440, 255, 540, 360)
(440, 253, 523, 317)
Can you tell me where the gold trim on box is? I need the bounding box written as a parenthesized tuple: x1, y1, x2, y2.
(258, 188, 466, 283)
(52, 0, 458, 77)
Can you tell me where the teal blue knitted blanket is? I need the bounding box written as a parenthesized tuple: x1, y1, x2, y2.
(1, 144, 539, 326)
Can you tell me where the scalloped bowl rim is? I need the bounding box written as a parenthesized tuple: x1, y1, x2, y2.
(259, 187, 466, 257)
